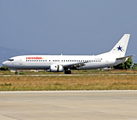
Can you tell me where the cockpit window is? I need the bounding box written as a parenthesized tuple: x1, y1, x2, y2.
(8, 59, 14, 61)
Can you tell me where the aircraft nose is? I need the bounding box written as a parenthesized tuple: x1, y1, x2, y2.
(2, 60, 13, 68)
(2, 61, 9, 67)
(2, 61, 6, 66)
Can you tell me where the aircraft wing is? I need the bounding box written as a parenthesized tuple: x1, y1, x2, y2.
(116, 55, 134, 60)
(63, 61, 89, 68)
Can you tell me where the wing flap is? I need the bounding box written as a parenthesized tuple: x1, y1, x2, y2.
(63, 61, 89, 68)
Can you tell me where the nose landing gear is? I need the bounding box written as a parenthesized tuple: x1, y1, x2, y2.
(15, 70, 18, 75)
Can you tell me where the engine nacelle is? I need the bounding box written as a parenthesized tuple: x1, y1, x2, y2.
(49, 64, 64, 72)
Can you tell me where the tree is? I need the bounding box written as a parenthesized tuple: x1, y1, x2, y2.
(132, 63, 137, 70)
(113, 57, 133, 70)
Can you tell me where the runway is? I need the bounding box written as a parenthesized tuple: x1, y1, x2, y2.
(0, 91, 137, 120)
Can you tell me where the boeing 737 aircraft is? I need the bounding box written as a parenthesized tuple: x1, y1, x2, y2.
(2, 34, 133, 74)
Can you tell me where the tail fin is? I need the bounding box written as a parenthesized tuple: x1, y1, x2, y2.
(109, 34, 130, 58)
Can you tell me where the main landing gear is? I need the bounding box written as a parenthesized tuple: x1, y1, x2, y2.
(64, 70, 71, 74)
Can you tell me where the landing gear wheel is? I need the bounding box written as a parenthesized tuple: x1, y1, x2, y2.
(15, 72, 18, 75)
(64, 70, 71, 74)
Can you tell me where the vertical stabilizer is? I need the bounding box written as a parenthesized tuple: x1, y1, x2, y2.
(109, 34, 130, 58)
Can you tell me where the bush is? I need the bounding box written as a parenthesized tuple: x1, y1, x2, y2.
(19, 72, 25, 75)
(113, 58, 133, 70)
(132, 63, 137, 70)
(0, 66, 10, 71)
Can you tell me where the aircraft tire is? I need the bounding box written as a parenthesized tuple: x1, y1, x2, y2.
(64, 70, 71, 74)
(15, 72, 18, 75)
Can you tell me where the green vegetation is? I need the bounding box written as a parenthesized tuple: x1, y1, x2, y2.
(113, 58, 133, 70)
(0, 83, 12, 86)
(0, 66, 10, 71)
(132, 63, 137, 70)
(19, 72, 25, 75)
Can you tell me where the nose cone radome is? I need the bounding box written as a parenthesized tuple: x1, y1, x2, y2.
(2, 61, 6, 66)
(2, 61, 10, 67)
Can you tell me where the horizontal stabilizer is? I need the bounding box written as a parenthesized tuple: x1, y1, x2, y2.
(116, 55, 134, 60)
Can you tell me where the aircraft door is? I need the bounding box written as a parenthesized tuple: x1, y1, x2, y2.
(11, 59, 14, 66)
(19, 58, 23, 65)
(11, 60, 14, 66)
(105, 60, 109, 65)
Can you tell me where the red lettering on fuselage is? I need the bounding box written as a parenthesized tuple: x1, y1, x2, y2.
(26, 57, 42, 59)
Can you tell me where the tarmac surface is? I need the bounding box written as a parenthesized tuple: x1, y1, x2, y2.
(0, 90, 137, 120)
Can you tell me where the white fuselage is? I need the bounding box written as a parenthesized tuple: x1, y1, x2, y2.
(2, 54, 122, 70)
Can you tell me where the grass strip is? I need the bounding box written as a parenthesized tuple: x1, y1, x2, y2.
(0, 75, 137, 91)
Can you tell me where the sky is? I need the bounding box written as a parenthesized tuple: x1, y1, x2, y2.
(0, 0, 137, 62)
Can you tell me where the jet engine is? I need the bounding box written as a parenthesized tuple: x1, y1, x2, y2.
(49, 64, 64, 72)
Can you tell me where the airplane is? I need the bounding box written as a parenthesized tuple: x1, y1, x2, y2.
(2, 34, 133, 74)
